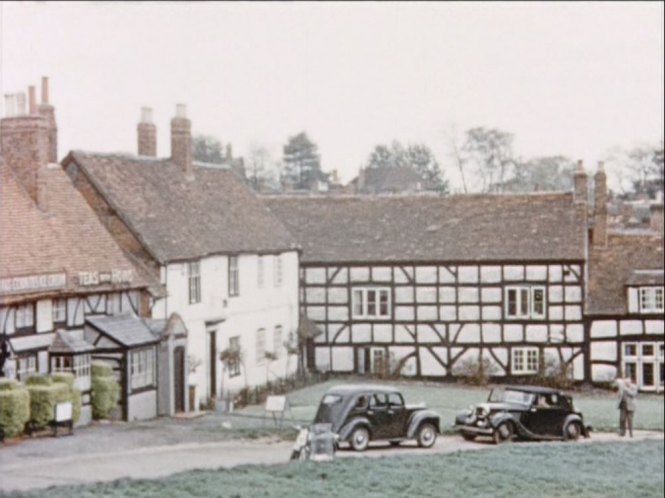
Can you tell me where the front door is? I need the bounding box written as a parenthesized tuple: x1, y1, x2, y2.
(357, 347, 368, 374)
(209, 330, 217, 399)
(174, 346, 185, 412)
(370, 347, 387, 376)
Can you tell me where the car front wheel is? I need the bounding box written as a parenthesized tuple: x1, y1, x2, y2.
(350, 427, 370, 452)
(493, 422, 514, 444)
(563, 421, 582, 441)
(416, 423, 437, 448)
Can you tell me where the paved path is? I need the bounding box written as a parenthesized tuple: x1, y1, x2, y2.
(0, 431, 661, 493)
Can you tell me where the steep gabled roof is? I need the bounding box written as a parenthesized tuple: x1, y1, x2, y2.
(86, 314, 159, 348)
(265, 193, 586, 264)
(588, 231, 664, 315)
(64, 152, 300, 263)
(0, 162, 155, 304)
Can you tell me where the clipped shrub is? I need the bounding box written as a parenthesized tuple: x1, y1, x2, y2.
(91, 362, 120, 420)
(27, 381, 69, 429)
(453, 354, 498, 386)
(25, 374, 52, 386)
(536, 353, 574, 390)
(50, 373, 82, 423)
(0, 380, 30, 438)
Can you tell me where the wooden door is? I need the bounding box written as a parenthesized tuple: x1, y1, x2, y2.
(174, 346, 185, 412)
(209, 331, 217, 399)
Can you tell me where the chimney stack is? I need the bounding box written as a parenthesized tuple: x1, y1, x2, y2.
(650, 203, 664, 234)
(226, 143, 233, 160)
(573, 160, 588, 205)
(36, 77, 58, 163)
(137, 107, 157, 157)
(1, 90, 50, 204)
(593, 162, 608, 247)
(28, 86, 37, 115)
(171, 104, 193, 180)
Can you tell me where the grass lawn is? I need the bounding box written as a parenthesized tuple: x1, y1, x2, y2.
(238, 377, 665, 433)
(3, 440, 662, 498)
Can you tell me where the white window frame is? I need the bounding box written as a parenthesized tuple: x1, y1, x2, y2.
(188, 261, 201, 304)
(273, 255, 283, 288)
(351, 287, 391, 319)
(229, 257, 240, 297)
(273, 325, 283, 357)
(622, 341, 664, 392)
(638, 287, 664, 313)
(512, 347, 539, 375)
(505, 286, 546, 320)
(257, 256, 264, 288)
(130, 347, 155, 390)
(15, 303, 35, 329)
(256, 328, 266, 365)
(51, 354, 91, 378)
(52, 298, 67, 324)
(17, 355, 37, 381)
(227, 336, 241, 377)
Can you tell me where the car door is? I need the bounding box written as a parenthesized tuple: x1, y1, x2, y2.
(367, 393, 392, 439)
(523, 393, 567, 437)
(386, 393, 410, 438)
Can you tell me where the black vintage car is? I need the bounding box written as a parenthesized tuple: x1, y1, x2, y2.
(313, 385, 441, 451)
(454, 385, 591, 444)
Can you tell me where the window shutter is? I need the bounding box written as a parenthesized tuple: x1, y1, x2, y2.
(627, 287, 638, 313)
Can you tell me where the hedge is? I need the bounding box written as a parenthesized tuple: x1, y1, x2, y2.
(50, 373, 82, 423)
(26, 378, 70, 429)
(0, 380, 30, 438)
(91, 362, 120, 420)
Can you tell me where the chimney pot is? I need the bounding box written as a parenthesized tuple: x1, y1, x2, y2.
(28, 86, 37, 114)
(576, 159, 584, 173)
(4, 94, 15, 117)
(137, 107, 157, 157)
(41, 77, 49, 105)
(171, 104, 193, 179)
(15, 93, 27, 116)
(140, 107, 153, 124)
(573, 160, 588, 204)
(176, 104, 187, 119)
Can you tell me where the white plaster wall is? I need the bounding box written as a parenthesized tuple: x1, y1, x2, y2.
(36, 299, 52, 333)
(127, 390, 157, 421)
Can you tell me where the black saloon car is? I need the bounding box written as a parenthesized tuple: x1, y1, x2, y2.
(454, 385, 591, 443)
(313, 385, 441, 451)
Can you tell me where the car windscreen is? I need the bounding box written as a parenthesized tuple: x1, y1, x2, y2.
(313, 394, 345, 426)
(489, 389, 535, 405)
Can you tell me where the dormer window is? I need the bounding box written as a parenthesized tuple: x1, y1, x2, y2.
(639, 287, 664, 313)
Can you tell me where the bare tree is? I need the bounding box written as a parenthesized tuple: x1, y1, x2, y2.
(443, 124, 468, 194)
(461, 127, 516, 193)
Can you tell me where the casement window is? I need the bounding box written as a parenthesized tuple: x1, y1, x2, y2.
(15, 303, 35, 329)
(512, 347, 539, 374)
(622, 341, 664, 391)
(256, 328, 266, 365)
(51, 354, 90, 378)
(52, 299, 67, 324)
(273, 325, 283, 356)
(638, 287, 664, 313)
(130, 347, 155, 390)
(188, 262, 201, 304)
(352, 288, 391, 319)
(505, 286, 546, 319)
(257, 257, 264, 288)
(228, 336, 241, 377)
(16, 355, 37, 381)
(273, 255, 283, 287)
(229, 257, 239, 297)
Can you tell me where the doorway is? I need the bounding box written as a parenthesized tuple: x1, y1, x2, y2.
(174, 346, 185, 412)
(209, 330, 217, 399)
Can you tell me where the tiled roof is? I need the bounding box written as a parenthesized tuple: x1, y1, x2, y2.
(49, 329, 95, 354)
(626, 269, 664, 286)
(65, 152, 300, 263)
(265, 193, 586, 263)
(0, 162, 156, 304)
(359, 166, 427, 193)
(86, 314, 159, 347)
(588, 232, 664, 315)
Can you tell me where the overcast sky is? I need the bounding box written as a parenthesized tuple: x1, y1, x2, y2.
(1, 1, 663, 189)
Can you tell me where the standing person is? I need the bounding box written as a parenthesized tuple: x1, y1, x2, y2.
(617, 376, 638, 437)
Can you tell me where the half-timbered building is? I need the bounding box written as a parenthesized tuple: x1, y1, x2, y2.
(62, 106, 301, 407)
(0, 80, 183, 422)
(267, 186, 589, 383)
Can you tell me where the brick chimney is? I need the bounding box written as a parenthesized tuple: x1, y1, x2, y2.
(1, 90, 50, 204)
(225, 143, 233, 160)
(593, 162, 608, 247)
(137, 107, 157, 157)
(650, 203, 664, 234)
(36, 77, 58, 163)
(170, 104, 193, 180)
(573, 160, 588, 205)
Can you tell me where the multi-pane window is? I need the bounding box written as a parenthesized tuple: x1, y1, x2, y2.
(257, 257, 264, 288)
(623, 341, 664, 391)
(352, 288, 391, 319)
(273, 325, 283, 356)
(15, 303, 35, 329)
(16, 355, 37, 381)
(51, 354, 91, 377)
(512, 347, 539, 374)
(256, 328, 266, 365)
(228, 336, 241, 377)
(188, 261, 201, 304)
(638, 287, 664, 313)
(505, 286, 546, 319)
(130, 348, 155, 390)
(52, 299, 67, 324)
(273, 255, 283, 287)
(229, 257, 239, 297)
